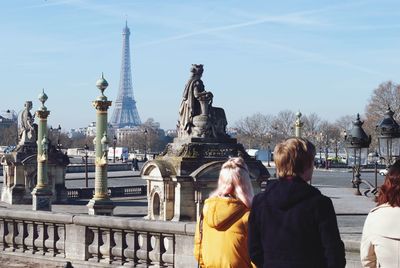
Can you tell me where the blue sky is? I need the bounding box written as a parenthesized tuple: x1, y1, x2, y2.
(1, 0, 400, 131)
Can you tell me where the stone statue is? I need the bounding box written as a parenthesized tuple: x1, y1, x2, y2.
(178, 64, 213, 136)
(18, 101, 37, 146)
(178, 64, 230, 139)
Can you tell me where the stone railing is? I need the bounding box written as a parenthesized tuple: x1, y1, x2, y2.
(66, 185, 147, 199)
(0, 207, 361, 267)
(0, 208, 196, 267)
(66, 163, 132, 173)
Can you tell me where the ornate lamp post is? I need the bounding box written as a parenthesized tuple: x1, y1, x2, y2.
(372, 151, 379, 192)
(325, 136, 329, 169)
(344, 114, 371, 195)
(50, 124, 62, 149)
(295, 111, 303, 138)
(32, 89, 52, 211)
(376, 106, 400, 169)
(113, 135, 117, 163)
(87, 73, 115, 215)
(84, 144, 89, 188)
(144, 128, 148, 161)
(266, 132, 272, 167)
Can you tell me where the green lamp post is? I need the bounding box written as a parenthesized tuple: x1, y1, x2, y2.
(32, 89, 52, 211)
(295, 111, 303, 138)
(87, 73, 115, 215)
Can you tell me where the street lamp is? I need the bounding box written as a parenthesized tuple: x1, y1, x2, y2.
(344, 114, 371, 195)
(372, 151, 379, 193)
(267, 140, 271, 167)
(144, 129, 148, 161)
(56, 124, 61, 149)
(50, 124, 61, 150)
(325, 136, 329, 169)
(113, 135, 117, 163)
(84, 144, 89, 188)
(376, 106, 400, 169)
(265, 132, 272, 167)
(319, 146, 322, 168)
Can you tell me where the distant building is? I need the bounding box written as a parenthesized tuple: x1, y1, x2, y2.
(0, 110, 17, 129)
(68, 122, 114, 139)
(165, 129, 177, 138)
(86, 122, 97, 137)
(115, 126, 142, 141)
(69, 128, 87, 139)
(226, 127, 237, 137)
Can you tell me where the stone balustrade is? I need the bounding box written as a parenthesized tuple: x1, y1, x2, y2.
(66, 185, 146, 199)
(0, 207, 362, 267)
(0, 208, 196, 267)
(66, 163, 132, 173)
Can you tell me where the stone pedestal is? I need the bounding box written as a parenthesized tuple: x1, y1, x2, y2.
(32, 187, 52, 211)
(87, 199, 115, 216)
(141, 137, 270, 221)
(1, 145, 69, 205)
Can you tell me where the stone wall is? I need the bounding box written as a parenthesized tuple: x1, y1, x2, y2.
(0, 208, 196, 267)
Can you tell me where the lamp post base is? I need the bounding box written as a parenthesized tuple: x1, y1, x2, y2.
(87, 198, 115, 216)
(354, 187, 362, 196)
(31, 188, 52, 211)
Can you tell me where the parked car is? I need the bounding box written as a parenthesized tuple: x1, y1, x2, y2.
(379, 168, 389, 176)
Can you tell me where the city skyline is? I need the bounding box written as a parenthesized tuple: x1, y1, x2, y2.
(1, 0, 400, 131)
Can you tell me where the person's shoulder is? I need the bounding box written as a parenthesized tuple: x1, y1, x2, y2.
(251, 192, 265, 207)
(312, 191, 334, 209)
(369, 203, 392, 213)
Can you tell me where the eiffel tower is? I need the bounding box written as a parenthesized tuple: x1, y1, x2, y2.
(111, 21, 141, 128)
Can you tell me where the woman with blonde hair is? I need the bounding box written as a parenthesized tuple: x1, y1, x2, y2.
(361, 159, 400, 267)
(194, 157, 255, 268)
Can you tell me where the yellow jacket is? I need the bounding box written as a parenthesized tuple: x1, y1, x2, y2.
(194, 196, 255, 268)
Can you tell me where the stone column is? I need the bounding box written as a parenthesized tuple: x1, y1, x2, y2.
(87, 74, 115, 215)
(295, 111, 303, 138)
(32, 89, 52, 211)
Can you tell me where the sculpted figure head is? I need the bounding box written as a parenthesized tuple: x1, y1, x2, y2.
(25, 101, 33, 111)
(190, 64, 204, 78)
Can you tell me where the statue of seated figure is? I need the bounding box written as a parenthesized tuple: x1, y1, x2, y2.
(178, 64, 228, 139)
(18, 101, 37, 146)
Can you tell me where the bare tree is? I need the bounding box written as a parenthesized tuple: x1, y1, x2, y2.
(118, 118, 169, 154)
(271, 110, 296, 141)
(302, 113, 321, 143)
(335, 115, 355, 133)
(364, 81, 400, 149)
(235, 113, 274, 149)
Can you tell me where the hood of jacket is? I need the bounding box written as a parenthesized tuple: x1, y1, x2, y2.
(203, 196, 248, 230)
(265, 176, 320, 211)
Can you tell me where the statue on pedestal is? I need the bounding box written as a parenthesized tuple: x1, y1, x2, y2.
(142, 64, 270, 221)
(18, 101, 37, 146)
(178, 64, 227, 138)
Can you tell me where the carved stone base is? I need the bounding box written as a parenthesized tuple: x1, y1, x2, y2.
(192, 115, 209, 138)
(1, 185, 32, 204)
(54, 184, 68, 204)
(87, 198, 115, 216)
(142, 137, 270, 221)
(32, 188, 52, 211)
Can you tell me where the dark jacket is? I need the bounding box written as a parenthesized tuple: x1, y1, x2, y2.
(248, 177, 346, 268)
